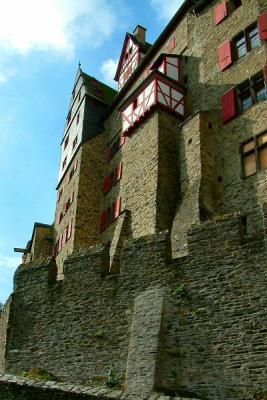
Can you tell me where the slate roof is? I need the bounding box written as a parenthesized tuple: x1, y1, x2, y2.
(81, 72, 117, 104)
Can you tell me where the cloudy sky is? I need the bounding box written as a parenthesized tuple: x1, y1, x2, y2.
(0, 0, 183, 304)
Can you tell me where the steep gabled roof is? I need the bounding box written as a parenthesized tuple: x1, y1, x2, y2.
(114, 33, 151, 82)
(81, 72, 117, 104)
(108, 0, 210, 114)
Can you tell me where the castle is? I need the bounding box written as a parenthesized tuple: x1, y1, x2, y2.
(1, 0, 267, 399)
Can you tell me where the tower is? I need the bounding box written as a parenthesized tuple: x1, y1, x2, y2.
(54, 66, 117, 276)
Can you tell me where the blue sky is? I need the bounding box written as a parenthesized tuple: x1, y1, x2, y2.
(0, 0, 183, 304)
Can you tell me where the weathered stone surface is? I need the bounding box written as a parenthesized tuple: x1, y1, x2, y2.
(1, 213, 266, 400)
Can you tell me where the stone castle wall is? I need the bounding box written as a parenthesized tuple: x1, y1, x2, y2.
(1, 212, 266, 400)
(0, 297, 12, 373)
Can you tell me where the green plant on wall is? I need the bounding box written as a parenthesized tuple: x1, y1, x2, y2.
(173, 285, 189, 305)
(21, 368, 58, 382)
(106, 365, 118, 388)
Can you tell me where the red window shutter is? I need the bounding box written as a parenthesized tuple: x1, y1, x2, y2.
(62, 229, 67, 247)
(107, 147, 112, 162)
(264, 65, 267, 83)
(120, 135, 125, 147)
(169, 38, 176, 51)
(221, 88, 237, 124)
(58, 235, 62, 252)
(113, 197, 121, 220)
(70, 192, 74, 203)
(67, 220, 72, 240)
(259, 13, 267, 41)
(116, 162, 123, 182)
(104, 176, 111, 193)
(218, 40, 232, 71)
(100, 212, 107, 232)
(214, 1, 227, 25)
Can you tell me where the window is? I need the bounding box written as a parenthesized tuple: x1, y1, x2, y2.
(58, 212, 64, 224)
(78, 90, 81, 101)
(233, 23, 260, 60)
(67, 111, 71, 125)
(62, 156, 67, 170)
(76, 113, 80, 125)
(233, 0, 241, 7)
(106, 134, 125, 162)
(133, 98, 138, 110)
(57, 188, 63, 202)
(104, 163, 123, 194)
(241, 132, 267, 177)
(64, 135, 69, 149)
(73, 135, 78, 150)
(237, 72, 266, 112)
(65, 198, 71, 213)
(100, 198, 122, 232)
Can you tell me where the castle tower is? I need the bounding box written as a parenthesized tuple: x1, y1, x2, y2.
(54, 65, 117, 276)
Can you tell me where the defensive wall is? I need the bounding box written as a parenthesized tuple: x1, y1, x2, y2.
(0, 209, 266, 400)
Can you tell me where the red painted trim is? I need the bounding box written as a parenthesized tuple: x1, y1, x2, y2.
(259, 13, 267, 40)
(155, 79, 158, 103)
(156, 75, 185, 93)
(122, 75, 185, 133)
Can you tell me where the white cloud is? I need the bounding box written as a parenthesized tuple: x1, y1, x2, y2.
(150, 0, 183, 20)
(100, 58, 118, 88)
(0, 0, 118, 55)
(0, 0, 121, 83)
(0, 255, 20, 270)
(0, 254, 21, 284)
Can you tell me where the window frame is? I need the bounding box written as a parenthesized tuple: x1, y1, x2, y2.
(233, 23, 261, 61)
(237, 71, 267, 113)
(241, 131, 267, 178)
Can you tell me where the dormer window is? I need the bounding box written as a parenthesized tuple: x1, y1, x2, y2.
(115, 26, 151, 91)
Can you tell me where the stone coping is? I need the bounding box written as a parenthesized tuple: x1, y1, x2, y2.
(0, 374, 200, 400)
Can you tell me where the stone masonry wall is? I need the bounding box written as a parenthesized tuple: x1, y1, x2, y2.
(74, 133, 106, 250)
(0, 297, 12, 373)
(55, 152, 80, 275)
(2, 211, 267, 400)
(157, 110, 180, 233)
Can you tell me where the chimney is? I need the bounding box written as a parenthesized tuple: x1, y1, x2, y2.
(133, 25, 147, 44)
